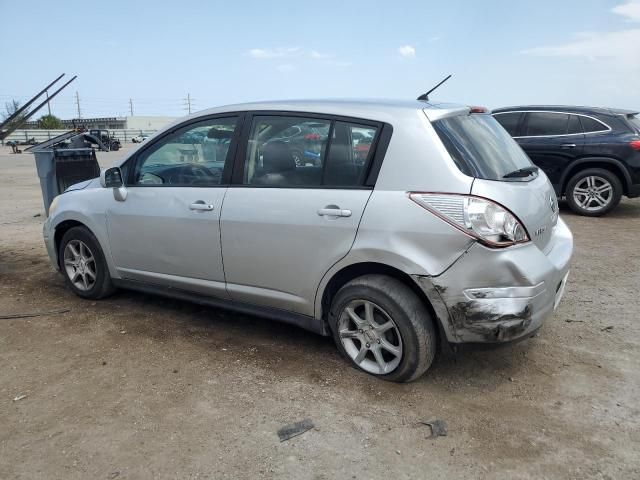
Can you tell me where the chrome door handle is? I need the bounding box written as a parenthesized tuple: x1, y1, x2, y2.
(317, 208, 352, 217)
(560, 143, 576, 148)
(189, 202, 214, 211)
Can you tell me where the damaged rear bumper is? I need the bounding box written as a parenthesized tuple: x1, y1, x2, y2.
(413, 217, 573, 344)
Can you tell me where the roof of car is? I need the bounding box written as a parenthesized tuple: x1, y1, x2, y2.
(492, 105, 638, 116)
(185, 98, 470, 122)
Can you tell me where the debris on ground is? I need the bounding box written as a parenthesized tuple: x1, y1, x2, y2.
(565, 319, 584, 323)
(13, 395, 27, 402)
(32, 213, 41, 218)
(0, 308, 70, 320)
(601, 326, 614, 332)
(420, 419, 448, 439)
(277, 418, 314, 442)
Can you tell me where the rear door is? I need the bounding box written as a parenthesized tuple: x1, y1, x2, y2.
(220, 113, 383, 316)
(515, 112, 585, 189)
(106, 115, 242, 297)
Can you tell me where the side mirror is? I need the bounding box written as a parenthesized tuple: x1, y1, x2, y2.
(101, 167, 123, 188)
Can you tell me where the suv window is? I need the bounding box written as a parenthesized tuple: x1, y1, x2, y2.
(524, 112, 570, 136)
(567, 115, 582, 134)
(133, 117, 238, 186)
(493, 112, 522, 136)
(433, 113, 534, 181)
(627, 115, 640, 133)
(243, 116, 378, 187)
(579, 116, 609, 133)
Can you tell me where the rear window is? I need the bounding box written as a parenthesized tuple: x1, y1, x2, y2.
(626, 115, 640, 133)
(433, 113, 534, 181)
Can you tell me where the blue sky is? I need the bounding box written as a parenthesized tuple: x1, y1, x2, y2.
(1, 0, 639, 119)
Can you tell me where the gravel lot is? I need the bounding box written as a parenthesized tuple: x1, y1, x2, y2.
(1, 145, 639, 479)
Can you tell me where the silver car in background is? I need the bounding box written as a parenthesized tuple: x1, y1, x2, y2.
(42, 99, 573, 382)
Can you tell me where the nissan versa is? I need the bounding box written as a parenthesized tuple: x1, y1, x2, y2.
(42, 99, 573, 382)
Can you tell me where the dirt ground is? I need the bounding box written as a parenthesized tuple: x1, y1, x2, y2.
(0, 145, 639, 479)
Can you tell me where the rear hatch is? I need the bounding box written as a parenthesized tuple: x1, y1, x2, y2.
(430, 110, 558, 252)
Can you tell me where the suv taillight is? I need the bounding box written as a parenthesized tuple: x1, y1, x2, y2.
(630, 140, 640, 151)
(408, 193, 530, 248)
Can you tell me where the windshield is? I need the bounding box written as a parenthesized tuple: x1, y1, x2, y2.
(433, 113, 534, 181)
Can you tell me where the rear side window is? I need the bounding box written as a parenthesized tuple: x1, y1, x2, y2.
(433, 113, 534, 181)
(524, 112, 570, 136)
(580, 116, 609, 133)
(493, 112, 522, 136)
(243, 115, 378, 187)
(567, 115, 582, 134)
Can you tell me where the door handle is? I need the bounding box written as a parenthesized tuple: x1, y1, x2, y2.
(317, 208, 352, 217)
(560, 143, 576, 149)
(189, 202, 214, 211)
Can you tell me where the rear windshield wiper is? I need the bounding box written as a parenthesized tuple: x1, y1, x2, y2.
(503, 166, 539, 178)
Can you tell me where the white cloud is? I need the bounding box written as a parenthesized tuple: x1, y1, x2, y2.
(522, 2, 640, 65)
(310, 50, 331, 59)
(276, 64, 296, 73)
(613, 0, 640, 21)
(247, 47, 300, 59)
(397, 45, 416, 58)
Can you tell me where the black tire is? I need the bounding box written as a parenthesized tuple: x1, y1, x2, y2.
(58, 226, 115, 299)
(565, 168, 622, 216)
(328, 274, 436, 383)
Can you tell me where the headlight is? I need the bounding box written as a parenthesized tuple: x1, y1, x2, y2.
(409, 193, 529, 247)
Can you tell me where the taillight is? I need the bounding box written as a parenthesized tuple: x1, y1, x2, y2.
(630, 140, 640, 151)
(469, 106, 487, 114)
(408, 193, 530, 248)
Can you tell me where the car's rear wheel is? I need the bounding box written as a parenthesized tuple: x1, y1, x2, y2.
(328, 274, 436, 382)
(59, 226, 115, 299)
(566, 168, 622, 216)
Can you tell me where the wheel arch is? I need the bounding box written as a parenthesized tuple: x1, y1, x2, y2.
(318, 261, 447, 349)
(560, 157, 631, 196)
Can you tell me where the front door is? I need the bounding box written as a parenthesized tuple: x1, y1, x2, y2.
(107, 116, 241, 298)
(220, 114, 382, 316)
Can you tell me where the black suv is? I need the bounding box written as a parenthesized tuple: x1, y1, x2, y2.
(493, 106, 640, 216)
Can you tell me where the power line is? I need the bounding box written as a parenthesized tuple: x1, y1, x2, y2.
(183, 93, 194, 114)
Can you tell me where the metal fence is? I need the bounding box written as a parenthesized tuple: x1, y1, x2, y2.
(3, 129, 158, 145)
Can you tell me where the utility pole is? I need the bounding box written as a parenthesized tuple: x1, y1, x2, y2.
(45, 90, 52, 116)
(75, 91, 82, 118)
(183, 93, 194, 114)
(129, 98, 134, 116)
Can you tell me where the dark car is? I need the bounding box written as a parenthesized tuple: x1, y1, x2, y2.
(493, 106, 640, 216)
(265, 121, 329, 166)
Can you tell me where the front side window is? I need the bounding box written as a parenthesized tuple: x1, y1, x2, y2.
(524, 112, 570, 136)
(243, 116, 378, 187)
(493, 112, 522, 136)
(133, 117, 238, 186)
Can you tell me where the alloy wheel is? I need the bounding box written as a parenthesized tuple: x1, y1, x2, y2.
(572, 175, 613, 212)
(63, 239, 97, 291)
(338, 299, 403, 375)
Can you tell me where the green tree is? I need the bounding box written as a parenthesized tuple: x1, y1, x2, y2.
(2, 99, 29, 124)
(38, 114, 63, 129)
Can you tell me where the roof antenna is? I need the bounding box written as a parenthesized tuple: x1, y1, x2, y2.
(417, 74, 452, 101)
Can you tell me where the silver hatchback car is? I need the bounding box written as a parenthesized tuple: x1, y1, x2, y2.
(42, 99, 573, 382)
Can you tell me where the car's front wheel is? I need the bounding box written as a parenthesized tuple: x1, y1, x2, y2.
(566, 168, 622, 216)
(329, 275, 436, 382)
(58, 226, 115, 299)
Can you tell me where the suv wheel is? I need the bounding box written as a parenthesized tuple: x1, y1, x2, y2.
(328, 275, 436, 383)
(566, 168, 622, 216)
(59, 226, 115, 299)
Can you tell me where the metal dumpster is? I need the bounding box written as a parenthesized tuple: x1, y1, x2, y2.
(28, 131, 101, 215)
